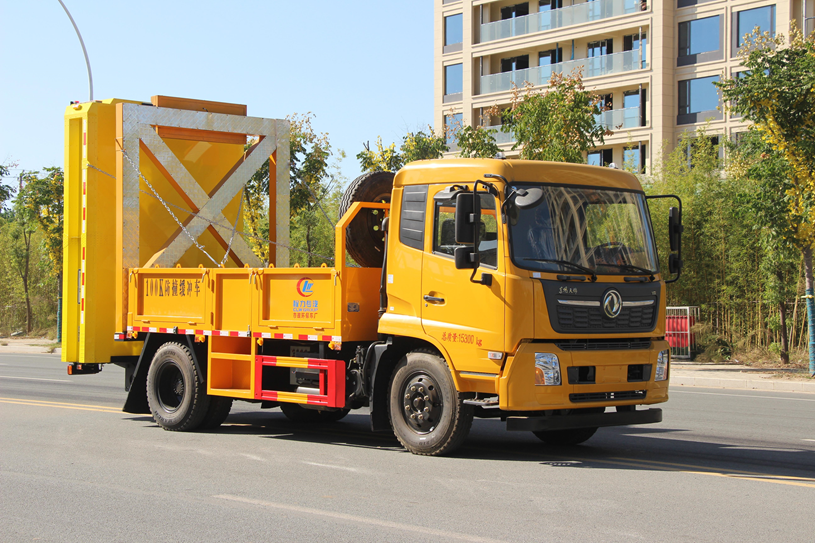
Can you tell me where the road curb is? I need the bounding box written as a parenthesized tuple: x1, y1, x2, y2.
(671, 374, 815, 393)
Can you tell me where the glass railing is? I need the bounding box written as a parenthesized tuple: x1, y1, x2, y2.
(480, 0, 643, 42)
(485, 125, 516, 145)
(480, 50, 646, 95)
(594, 106, 642, 129)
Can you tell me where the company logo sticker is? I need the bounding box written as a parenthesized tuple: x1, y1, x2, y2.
(296, 277, 314, 298)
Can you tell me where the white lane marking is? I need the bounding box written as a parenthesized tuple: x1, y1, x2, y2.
(803, 439, 815, 443)
(721, 446, 806, 453)
(303, 461, 359, 473)
(672, 389, 815, 402)
(0, 375, 71, 383)
(240, 454, 267, 462)
(214, 494, 509, 543)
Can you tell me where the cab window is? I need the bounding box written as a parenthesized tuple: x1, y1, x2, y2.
(432, 193, 499, 268)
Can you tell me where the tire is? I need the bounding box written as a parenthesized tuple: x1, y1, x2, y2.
(532, 427, 598, 446)
(199, 396, 233, 430)
(388, 351, 474, 456)
(339, 171, 394, 268)
(279, 403, 350, 423)
(146, 342, 210, 431)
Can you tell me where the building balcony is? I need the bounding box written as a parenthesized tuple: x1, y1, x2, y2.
(479, 50, 646, 95)
(480, 0, 645, 43)
(595, 106, 642, 129)
(485, 125, 516, 145)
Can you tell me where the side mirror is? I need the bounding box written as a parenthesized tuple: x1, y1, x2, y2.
(669, 254, 683, 274)
(515, 187, 544, 209)
(669, 207, 683, 252)
(455, 192, 480, 244)
(454, 246, 478, 269)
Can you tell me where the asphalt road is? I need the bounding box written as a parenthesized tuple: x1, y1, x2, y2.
(2, 353, 814, 542)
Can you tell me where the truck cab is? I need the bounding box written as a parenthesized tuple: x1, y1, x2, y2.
(370, 159, 679, 454)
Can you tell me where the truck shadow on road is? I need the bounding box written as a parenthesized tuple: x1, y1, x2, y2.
(154, 410, 815, 482)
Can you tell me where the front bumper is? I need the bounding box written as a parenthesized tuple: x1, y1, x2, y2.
(506, 407, 662, 432)
(498, 340, 671, 411)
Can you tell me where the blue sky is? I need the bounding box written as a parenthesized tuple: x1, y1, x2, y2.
(0, 0, 434, 189)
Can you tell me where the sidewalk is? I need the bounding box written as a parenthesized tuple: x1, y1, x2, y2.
(671, 362, 815, 393)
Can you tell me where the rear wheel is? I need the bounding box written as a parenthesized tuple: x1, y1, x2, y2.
(200, 396, 233, 430)
(280, 403, 350, 423)
(146, 342, 210, 431)
(339, 171, 394, 267)
(388, 351, 473, 456)
(532, 427, 598, 446)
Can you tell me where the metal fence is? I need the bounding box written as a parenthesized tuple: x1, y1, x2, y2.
(666, 306, 700, 360)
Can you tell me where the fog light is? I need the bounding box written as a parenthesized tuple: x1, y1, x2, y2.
(655, 349, 670, 381)
(534, 353, 561, 386)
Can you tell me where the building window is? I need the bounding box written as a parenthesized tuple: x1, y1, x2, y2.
(444, 64, 463, 103)
(501, 2, 529, 19)
(677, 16, 722, 66)
(588, 39, 613, 57)
(444, 14, 463, 54)
(624, 32, 647, 68)
(624, 89, 645, 126)
(539, 48, 562, 66)
(445, 113, 463, 145)
(677, 76, 722, 124)
(501, 55, 530, 73)
(624, 145, 646, 173)
(539, 0, 563, 11)
(587, 149, 613, 167)
(598, 93, 613, 110)
(735, 5, 775, 49)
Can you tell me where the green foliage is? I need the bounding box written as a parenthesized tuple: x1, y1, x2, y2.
(501, 70, 608, 162)
(647, 129, 801, 360)
(357, 136, 403, 173)
(717, 28, 815, 246)
(454, 125, 500, 159)
(18, 168, 63, 276)
(357, 129, 447, 173)
(243, 113, 334, 263)
(0, 163, 13, 209)
(401, 129, 448, 165)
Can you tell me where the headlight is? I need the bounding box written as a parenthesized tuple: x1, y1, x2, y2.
(655, 349, 670, 381)
(534, 353, 561, 386)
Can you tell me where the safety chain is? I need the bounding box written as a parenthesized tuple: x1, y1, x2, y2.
(85, 159, 337, 264)
(119, 149, 221, 267)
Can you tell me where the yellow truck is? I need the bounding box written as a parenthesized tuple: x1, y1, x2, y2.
(63, 96, 682, 456)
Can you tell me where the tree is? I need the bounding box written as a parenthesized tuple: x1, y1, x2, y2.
(718, 28, 815, 374)
(0, 163, 15, 210)
(6, 183, 38, 333)
(357, 128, 447, 173)
(454, 124, 500, 159)
(18, 168, 63, 274)
(500, 69, 608, 163)
(243, 113, 333, 263)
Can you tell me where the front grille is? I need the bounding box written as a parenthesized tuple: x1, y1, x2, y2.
(556, 305, 656, 331)
(556, 339, 652, 351)
(570, 390, 647, 403)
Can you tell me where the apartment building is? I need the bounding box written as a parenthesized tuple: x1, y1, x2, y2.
(434, 0, 814, 173)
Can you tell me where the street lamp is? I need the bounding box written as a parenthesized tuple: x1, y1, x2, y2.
(57, 0, 93, 102)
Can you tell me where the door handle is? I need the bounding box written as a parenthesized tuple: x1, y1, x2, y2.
(423, 295, 445, 303)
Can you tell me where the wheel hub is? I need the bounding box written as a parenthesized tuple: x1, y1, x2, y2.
(157, 362, 184, 413)
(401, 373, 441, 434)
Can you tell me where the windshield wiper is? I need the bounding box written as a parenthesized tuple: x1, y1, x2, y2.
(605, 263, 656, 281)
(523, 258, 597, 282)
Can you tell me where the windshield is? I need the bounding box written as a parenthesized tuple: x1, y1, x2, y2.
(508, 184, 659, 276)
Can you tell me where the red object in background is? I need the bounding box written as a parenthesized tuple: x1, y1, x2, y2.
(666, 315, 696, 348)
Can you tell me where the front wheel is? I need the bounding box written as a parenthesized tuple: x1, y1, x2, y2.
(388, 351, 473, 456)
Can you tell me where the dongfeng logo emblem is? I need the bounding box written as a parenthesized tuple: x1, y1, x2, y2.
(603, 289, 622, 319)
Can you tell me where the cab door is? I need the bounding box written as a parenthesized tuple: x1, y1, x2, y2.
(420, 185, 506, 375)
